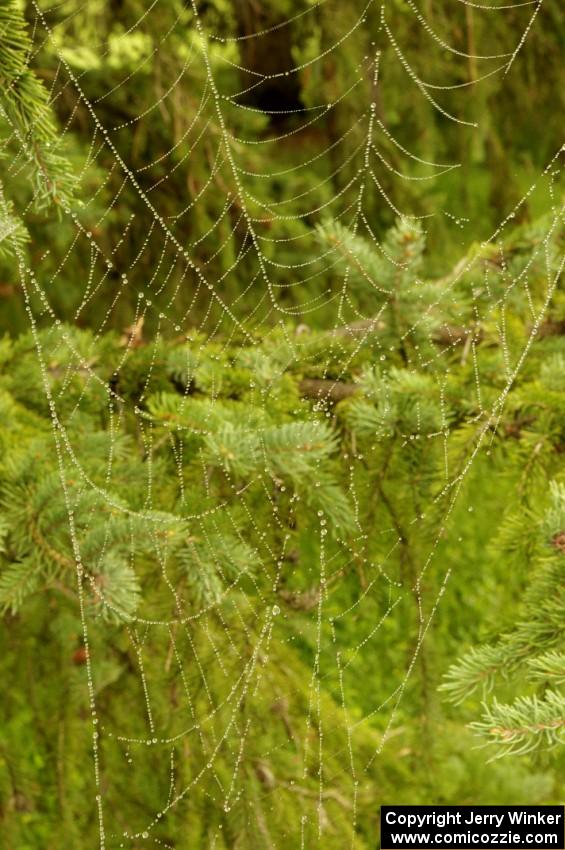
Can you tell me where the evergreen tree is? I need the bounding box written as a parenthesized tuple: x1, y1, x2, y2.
(0, 1, 563, 847)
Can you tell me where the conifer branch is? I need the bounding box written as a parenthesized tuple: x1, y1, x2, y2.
(472, 692, 565, 757)
(0, 0, 76, 210)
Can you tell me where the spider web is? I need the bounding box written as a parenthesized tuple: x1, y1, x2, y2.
(6, 0, 564, 846)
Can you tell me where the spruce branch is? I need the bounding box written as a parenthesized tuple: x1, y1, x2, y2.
(0, 558, 41, 613)
(0, 0, 76, 210)
(440, 645, 510, 704)
(0, 182, 28, 258)
(527, 651, 565, 687)
(472, 692, 565, 757)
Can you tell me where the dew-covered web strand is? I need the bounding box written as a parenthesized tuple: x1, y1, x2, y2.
(13, 0, 562, 847)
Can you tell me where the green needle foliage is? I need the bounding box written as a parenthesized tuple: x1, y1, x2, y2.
(0, 0, 76, 215)
(442, 481, 565, 757)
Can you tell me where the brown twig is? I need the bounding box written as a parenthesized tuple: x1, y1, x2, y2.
(298, 378, 359, 402)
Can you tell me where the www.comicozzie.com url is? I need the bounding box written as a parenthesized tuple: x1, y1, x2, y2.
(385, 832, 560, 846)
(380, 806, 564, 849)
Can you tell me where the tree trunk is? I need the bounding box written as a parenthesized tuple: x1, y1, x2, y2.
(232, 0, 303, 121)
